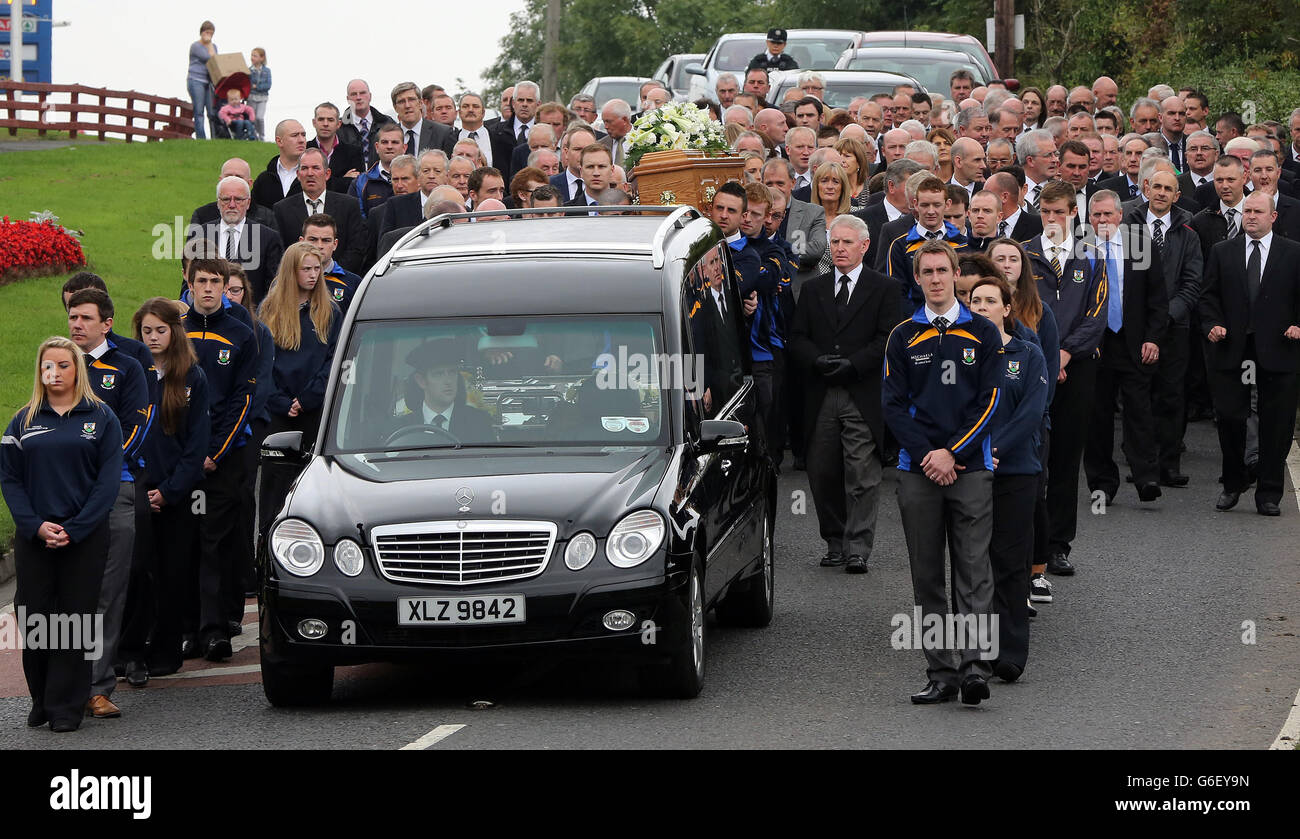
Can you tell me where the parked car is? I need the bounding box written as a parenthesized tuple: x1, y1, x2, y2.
(653, 53, 706, 101)
(578, 75, 656, 110)
(257, 206, 777, 706)
(835, 47, 989, 96)
(854, 30, 1018, 90)
(769, 69, 925, 111)
(685, 29, 869, 103)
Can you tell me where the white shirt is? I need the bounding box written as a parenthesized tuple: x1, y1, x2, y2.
(924, 299, 961, 324)
(832, 262, 863, 301)
(421, 402, 455, 428)
(883, 198, 905, 222)
(511, 117, 535, 142)
(949, 176, 976, 197)
(303, 192, 326, 216)
(711, 286, 728, 317)
(1245, 231, 1272, 275)
(1075, 190, 1088, 224)
(419, 189, 435, 214)
(86, 339, 109, 361)
(459, 126, 493, 166)
(1190, 171, 1213, 188)
(725, 231, 744, 245)
(565, 169, 583, 200)
(795, 170, 812, 190)
(1145, 209, 1171, 240)
(275, 159, 298, 195)
(912, 222, 945, 241)
(998, 208, 1023, 238)
(1220, 196, 1246, 223)
(218, 218, 247, 258)
(400, 121, 421, 154)
(1039, 233, 1074, 268)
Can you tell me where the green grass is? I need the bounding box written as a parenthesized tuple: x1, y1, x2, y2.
(0, 138, 276, 548)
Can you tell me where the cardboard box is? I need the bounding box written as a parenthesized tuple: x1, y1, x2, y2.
(206, 52, 251, 99)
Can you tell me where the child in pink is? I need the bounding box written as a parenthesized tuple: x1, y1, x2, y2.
(219, 90, 258, 140)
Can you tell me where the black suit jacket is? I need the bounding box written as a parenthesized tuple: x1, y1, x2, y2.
(308, 139, 366, 194)
(189, 221, 284, 304)
(251, 155, 302, 209)
(491, 120, 530, 175)
(273, 191, 367, 274)
(788, 267, 899, 449)
(1273, 193, 1300, 241)
(1096, 173, 1142, 201)
(394, 119, 456, 158)
(389, 400, 496, 445)
(378, 225, 415, 261)
(337, 107, 395, 163)
(852, 201, 894, 269)
(1179, 171, 1216, 211)
(1009, 211, 1044, 242)
(548, 172, 577, 203)
(871, 216, 916, 272)
(1123, 202, 1204, 326)
(1095, 228, 1168, 361)
(190, 200, 277, 230)
(691, 289, 746, 409)
(1199, 235, 1300, 372)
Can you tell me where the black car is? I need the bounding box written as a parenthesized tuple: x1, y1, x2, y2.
(257, 207, 777, 704)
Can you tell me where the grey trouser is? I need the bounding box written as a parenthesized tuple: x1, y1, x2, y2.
(806, 386, 879, 558)
(896, 470, 994, 687)
(90, 480, 136, 697)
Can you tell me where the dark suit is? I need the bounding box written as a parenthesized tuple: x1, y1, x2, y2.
(189, 221, 284, 305)
(491, 119, 533, 175)
(691, 287, 746, 412)
(1084, 228, 1169, 494)
(870, 215, 913, 272)
(389, 400, 496, 446)
(548, 171, 578, 203)
(395, 119, 456, 158)
(251, 155, 302, 209)
(308, 139, 365, 195)
(1179, 171, 1215, 210)
(788, 265, 898, 559)
(852, 201, 897, 270)
(272, 191, 367, 274)
(1125, 203, 1204, 474)
(377, 191, 425, 241)
(1096, 173, 1143, 202)
(1272, 193, 1300, 241)
(377, 225, 415, 261)
(1199, 234, 1300, 504)
(1008, 211, 1044, 242)
(337, 107, 394, 167)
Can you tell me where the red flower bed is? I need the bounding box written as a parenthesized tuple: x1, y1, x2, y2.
(0, 216, 86, 281)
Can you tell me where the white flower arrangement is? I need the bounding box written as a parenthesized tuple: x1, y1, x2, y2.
(626, 101, 730, 170)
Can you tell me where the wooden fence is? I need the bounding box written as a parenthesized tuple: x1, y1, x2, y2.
(0, 81, 194, 141)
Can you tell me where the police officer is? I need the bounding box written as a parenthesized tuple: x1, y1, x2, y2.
(748, 29, 799, 73)
(182, 256, 258, 662)
(130, 298, 210, 681)
(884, 240, 1002, 706)
(1, 337, 123, 733)
(65, 289, 150, 719)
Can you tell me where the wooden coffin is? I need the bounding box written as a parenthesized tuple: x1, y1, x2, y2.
(631, 149, 746, 212)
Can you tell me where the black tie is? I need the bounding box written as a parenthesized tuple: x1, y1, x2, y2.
(517, 124, 527, 144)
(226, 229, 239, 260)
(573, 178, 583, 200)
(998, 220, 1008, 238)
(434, 414, 447, 429)
(406, 130, 416, 156)
(925, 230, 940, 240)
(1247, 239, 1262, 303)
(1129, 182, 1139, 198)
(1224, 208, 1239, 239)
(836, 275, 850, 309)
(933, 316, 949, 332)
(307, 198, 321, 217)
(1030, 184, 1042, 212)
(1152, 218, 1165, 251)
(1170, 141, 1182, 171)
(468, 130, 478, 140)
(84, 352, 94, 367)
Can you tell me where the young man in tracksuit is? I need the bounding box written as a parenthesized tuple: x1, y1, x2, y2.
(739, 182, 793, 467)
(65, 289, 151, 719)
(182, 257, 258, 661)
(763, 189, 805, 468)
(884, 176, 971, 319)
(301, 212, 364, 313)
(1023, 181, 1107, 576)
(884, 240, 1003, 707)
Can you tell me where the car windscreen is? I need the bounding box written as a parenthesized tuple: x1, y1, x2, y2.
(326, 315, 669, 454)
(774, 78, 907, 109)
(862, 40, 993, 75)
(594, 81, 645, 109)
(716, 36, 857, 71)
(671, 61, 697, 90)
(844, 56, 986, 91)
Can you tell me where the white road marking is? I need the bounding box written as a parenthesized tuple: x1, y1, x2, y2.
(152, 664, 263, 679)
(231, 622, 259, 654)
(1270, 448, 1300, 749)
(399, 724, 466, 750)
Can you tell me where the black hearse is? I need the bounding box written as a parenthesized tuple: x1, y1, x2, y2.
(257, 207, 776, 704)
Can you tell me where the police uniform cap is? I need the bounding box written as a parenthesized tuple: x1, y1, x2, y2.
(767, 29, 787, 43)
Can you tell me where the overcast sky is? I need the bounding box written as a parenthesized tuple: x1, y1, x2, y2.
(48, 0, 526, 131)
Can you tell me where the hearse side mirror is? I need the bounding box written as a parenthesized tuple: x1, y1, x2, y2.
(696, 419, 748, 454)
(261, 430, 308, 464)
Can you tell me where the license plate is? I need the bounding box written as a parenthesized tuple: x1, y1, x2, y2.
(397, 595, 526, 626)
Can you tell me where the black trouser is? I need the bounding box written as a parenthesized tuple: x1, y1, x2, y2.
(785, 366, 805, 461)
(751, 351, 785, 464)
(991, 473, 1036, 673)
(1047, 354, 1097, 555)
(15, 522, 108, 727)
(145, 500, 198, 674)
(1032, 425, 1051, 569)
(114, 480, 154, 666)
(1085, 330, 1159, 493)
(229, 417, 270, 621)
(196, 448, 248, 643)
(1185, 314, 1213, 416)
(1152, 324, 1190, 474)
(1208, 337, 1299, 505)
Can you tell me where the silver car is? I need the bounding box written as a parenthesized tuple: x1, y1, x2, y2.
(685, 29, 868, 103)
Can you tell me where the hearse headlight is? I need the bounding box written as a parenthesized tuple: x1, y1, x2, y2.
(565, 532, 597, 570)
(607, 510, 665, 568)
(271, 519, 325, 577)
(334, 539, 365, 577)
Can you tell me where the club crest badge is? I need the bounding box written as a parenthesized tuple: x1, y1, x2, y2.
(81, 422, 96, 436)
(1008, 360, 1020, 376)
(332, 287, 345, 301)
(1072, 269, 1085, 283)
(101, 373, 115, 389)
(185, 386, 192, 402)
(962, 347, 976, 365)
(217, 348, 232, 365)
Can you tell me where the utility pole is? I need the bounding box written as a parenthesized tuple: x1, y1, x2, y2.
(994, 0, 1015, 79)
(542, 0, 561, 101)
(9, 0, 22, 81)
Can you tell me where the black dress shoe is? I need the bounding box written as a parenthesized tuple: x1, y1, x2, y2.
(960, 675, 991, 705)
(1216, 491, 1240, 511)
(910, 681, 958, 704)
(202, 637, 233, 662)
(1046, 552, 1075, 576)
(113, 663, 125, 678)
(227, 619, 244, 637)
(1136, 482, 1162, 502)
(50, 719, 80, 733)
(819, 552, 845, 567)
(992, 660, 1023, 683)
(125, 661, 149, 688)
(27, 706, 48, 728)
(845, 555, 868, 574)
(1257, 500, 1281, 516)
(1160, 471, 1189, 487)
(181, 634, 199, 659)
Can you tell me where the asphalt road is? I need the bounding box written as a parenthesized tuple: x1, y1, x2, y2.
(1, 419, 1296, 749)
